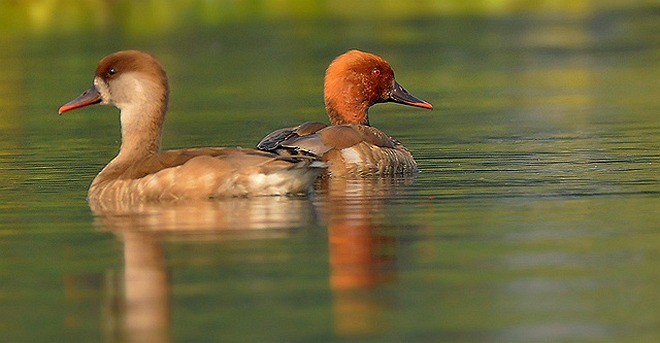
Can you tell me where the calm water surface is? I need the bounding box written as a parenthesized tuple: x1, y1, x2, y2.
(1, 4, 658, 342)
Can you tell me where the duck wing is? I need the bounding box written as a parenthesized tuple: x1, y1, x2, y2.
(269, 124, 400, 154)
(257, 121, 328, 151)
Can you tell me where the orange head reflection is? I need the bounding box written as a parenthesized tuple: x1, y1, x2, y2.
(315, 176, 414, 337)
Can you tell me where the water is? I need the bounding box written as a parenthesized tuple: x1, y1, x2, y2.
(1, 3, 658, 342)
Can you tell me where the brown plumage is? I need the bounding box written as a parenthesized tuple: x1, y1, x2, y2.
(257, 50, 432, 177)
(59, 50, 325, 201)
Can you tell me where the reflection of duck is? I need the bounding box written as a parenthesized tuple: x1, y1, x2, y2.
(95, 177, 413, 340)
(95, 195, 319, 342)
(91, 194, 317, 235)
(315, 176, 414, 336)
(257, 50, 432, 176)
(59, 50, 324, 201)
(118, 230, 170, 343)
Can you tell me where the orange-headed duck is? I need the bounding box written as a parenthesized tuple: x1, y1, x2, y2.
(257, 50, 432, 176)
(59, 50, 325, 201)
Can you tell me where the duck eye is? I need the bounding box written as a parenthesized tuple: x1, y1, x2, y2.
(371, 68, 381, 76)
(107, 67, 117, 76)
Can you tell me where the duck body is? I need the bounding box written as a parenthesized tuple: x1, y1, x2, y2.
(258, 122, 416, 176)
(257, 50, 432, 177)
(89, 147, 323, 201)
(59, 50, 324, 200)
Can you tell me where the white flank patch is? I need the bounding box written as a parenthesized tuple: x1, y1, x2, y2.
(248, 172, 298, 195)
(340, 148, 361, 165)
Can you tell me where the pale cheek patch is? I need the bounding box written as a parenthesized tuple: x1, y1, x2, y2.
(115, 73, 148, 107)
(94, 76, 111, 105)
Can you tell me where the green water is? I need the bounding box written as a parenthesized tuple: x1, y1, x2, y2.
(1, 2, 658, 342)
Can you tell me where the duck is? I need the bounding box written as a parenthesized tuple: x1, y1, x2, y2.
(257, 50, 432, 176)
(58, 50, 325, 201)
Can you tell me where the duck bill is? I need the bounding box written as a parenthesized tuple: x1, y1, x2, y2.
(388, 81, 433, 110)
(58, 86, 102, 115)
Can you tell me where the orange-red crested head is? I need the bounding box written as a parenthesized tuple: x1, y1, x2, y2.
(323, 50, 432, 126)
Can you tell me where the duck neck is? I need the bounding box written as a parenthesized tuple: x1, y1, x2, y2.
(116, 100, 167, 161)
(325, 98, 370, 126)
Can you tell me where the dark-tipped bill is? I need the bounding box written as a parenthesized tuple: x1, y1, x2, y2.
(388, 81, 433, 110)
(58, 86, 102, 114)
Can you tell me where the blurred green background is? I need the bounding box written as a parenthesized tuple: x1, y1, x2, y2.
(0, 1, 658, 342)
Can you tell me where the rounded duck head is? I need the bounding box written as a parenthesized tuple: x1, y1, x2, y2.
(323, 49, 432, 126)
(59, 50, 169, 115)
(95, 50, 169, 110)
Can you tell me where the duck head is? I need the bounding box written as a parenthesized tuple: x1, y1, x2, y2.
(324, 50, 433, 126)
(58, 50, 169, 115)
